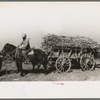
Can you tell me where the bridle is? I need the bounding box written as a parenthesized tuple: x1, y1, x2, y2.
(1, 48, 17, 59)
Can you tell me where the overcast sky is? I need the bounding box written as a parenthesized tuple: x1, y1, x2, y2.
(0, 2, 100, 50)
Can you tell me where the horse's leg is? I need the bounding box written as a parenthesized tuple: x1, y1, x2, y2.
(19, 61, 24, 77)
(34, 63, 40, 73)
(43, 63, 47, 74)
(15, 59, 20, 73)
(37, 63, 41, 70)
(31, 62, 35, 72)
(15, 59, 24, 76)
(43, 53, 48, 74)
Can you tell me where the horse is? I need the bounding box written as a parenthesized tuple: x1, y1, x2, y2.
(1, 43, 48, 76)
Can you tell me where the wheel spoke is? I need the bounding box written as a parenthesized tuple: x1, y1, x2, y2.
(56, 57, 71, 73)
(86, 64, 90, 70)
(80, 54, 95, 71)
(84, 64, 88, 70)
(57, 64, 62, 68)
(82, 62, 86, 67)
(65, 61, 70, 65)
(83, 64, 87, 70)
(60, 67, 64, 72)
(58, 67, 61, 70)
(65, 59, 69, 63)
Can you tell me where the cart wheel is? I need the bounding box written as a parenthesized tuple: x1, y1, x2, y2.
(55, 56, 71, 73)
(80, 54, 95, 71)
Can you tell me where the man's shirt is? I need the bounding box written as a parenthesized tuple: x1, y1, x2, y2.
(20, 38, 30, 50)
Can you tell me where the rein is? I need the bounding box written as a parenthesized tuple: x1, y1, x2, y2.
(2, 48, 17, 58)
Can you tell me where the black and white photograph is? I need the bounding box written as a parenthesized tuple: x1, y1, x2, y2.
(0, 2, 100, 82)
(1, 2, 100, 98)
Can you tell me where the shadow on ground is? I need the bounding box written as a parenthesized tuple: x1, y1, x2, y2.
(0, 59, 100, 77)
(0, 66, 56, 76)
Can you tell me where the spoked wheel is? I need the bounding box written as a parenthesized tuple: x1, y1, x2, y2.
(55, 56, 71, 73)
(80, 54, 95, 71)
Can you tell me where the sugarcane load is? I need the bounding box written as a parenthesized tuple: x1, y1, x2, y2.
(41, 33, 100, 73)
(41, 34, 99, 53)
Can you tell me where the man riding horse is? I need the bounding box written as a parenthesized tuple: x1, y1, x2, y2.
(0, 34, 48, 76)
(17, 34, 31, 63)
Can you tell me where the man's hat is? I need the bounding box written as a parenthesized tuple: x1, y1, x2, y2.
(22, 34, 27, 38)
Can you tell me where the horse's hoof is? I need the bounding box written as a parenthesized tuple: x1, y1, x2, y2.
(44, 73, 48, 75)
(20, 73, 24, 77)
(44, 71, 48, 75)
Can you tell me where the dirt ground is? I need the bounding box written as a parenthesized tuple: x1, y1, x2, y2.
(0, 59, 100, 81)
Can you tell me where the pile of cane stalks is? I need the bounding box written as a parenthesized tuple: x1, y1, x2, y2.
(41, 33, 100, 53)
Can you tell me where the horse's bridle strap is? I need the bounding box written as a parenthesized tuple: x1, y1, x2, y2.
(2, 49, 16, 57)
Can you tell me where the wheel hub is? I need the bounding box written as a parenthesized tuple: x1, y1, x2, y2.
(86, 59, 90, 64)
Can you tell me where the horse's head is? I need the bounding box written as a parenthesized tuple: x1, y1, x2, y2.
(1, 43, 16, 57)
(1, 43, 9, 56)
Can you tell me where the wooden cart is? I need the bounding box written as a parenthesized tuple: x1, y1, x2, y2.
(48, 45, 96, 73)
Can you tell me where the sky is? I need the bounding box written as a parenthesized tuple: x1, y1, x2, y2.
(0, 2, 100, 50)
